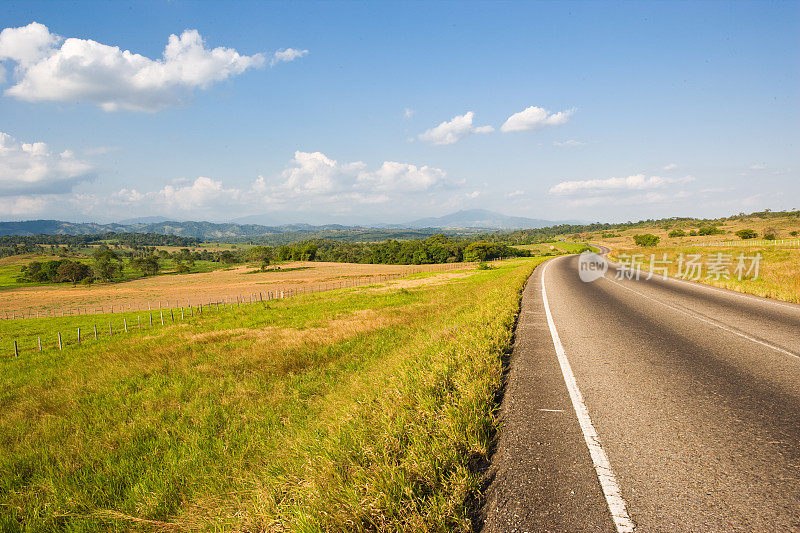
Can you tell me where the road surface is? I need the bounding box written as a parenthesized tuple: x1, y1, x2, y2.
(481, 252, 800, 532)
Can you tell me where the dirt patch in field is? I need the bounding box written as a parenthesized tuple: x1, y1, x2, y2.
(186, 308, 406, 348)
(1, 261, 472, 317)
(371, 272, 473, 291)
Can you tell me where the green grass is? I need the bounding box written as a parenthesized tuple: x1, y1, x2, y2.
(0, 257, 546, 531)
(513, 241, 595, 255)
(0, 256, 226, 291)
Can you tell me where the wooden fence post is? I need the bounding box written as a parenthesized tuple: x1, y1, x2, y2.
(181, 308, 184, 320)
(124, 318, 128, 333)
(160, 310, 164, 325)
(13, 340, 18, 358)
(94, 324, 98, 339)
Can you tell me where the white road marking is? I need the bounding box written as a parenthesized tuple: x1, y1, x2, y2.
(537, 408, 565, 412)
(597, 247, 800, 314)
(604, 275, 799, 360)
(541, 258, 635, 533)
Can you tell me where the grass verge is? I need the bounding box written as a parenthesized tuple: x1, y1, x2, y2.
(608, 245, 800, 303)
(1, 257, 545, 531)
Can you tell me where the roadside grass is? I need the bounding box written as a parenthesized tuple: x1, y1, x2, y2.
(513, 241, 594, 255)
(0, 257, 545, 531)
(609, 245, 800, 303)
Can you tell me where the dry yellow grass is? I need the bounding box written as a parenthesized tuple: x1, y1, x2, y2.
(0, 260, 473, 317)
(609, 245, 800, 303)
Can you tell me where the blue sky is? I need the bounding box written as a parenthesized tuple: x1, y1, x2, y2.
(0, 1, 798, 224)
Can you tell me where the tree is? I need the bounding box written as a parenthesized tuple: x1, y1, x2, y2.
(668, 229, 687, 238)
(633, 234, 660, 247)
(56, 261, 93, 285)
(735, 229, 758, 240)
(131, 256, 160, 276)
(92, 245, 121, 281)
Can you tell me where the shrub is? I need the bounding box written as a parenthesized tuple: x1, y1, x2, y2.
(668, 229, 687, 238)
(735, 229, 758, 240)
(633, 234, 660, 247)
(697, 226, 723, 236)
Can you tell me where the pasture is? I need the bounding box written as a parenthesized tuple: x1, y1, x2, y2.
(0, 257, 544, 531)
(0, 260, 477, 319)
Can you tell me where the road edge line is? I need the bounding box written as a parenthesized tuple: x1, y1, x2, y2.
(541, 258, 635, 533)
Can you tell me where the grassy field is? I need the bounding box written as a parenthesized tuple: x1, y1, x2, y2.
(513, 241, 594, 255)
(0, 261, 479, 318)
(0, 254, 225, 291)
(0, 257, 545, 531)
(589, 212, 800, 249)
(608, 245, 800, 303)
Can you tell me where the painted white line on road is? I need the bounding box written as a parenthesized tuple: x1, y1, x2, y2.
(605, 276, 799, 360)
(597, 248, 800, 314)
(657, 274, 800, 313)
(541, 258, 635, 533)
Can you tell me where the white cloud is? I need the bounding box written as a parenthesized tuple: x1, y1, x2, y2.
(465, 191, 480, 199)
(549, 174, 694, 195)
(554, 139, 585, 147)
(418, 112, 494, 145)
(662, 163, 678, 171)
(0, 22, 290, 111)
(269, 48, 308, 66)
(404, 108, 414, 119)
(0, 194, 50, 216)
(358, 161, 447, 192)
(749, 163, 766, 170)
(0, 131, 95, 195)
(112, 176, 242, 214)
(105, 151, 455, 218)
(501, 106, 574, 133)
(507, 189, 525, 198)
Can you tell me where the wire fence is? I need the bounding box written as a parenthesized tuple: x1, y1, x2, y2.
(694, 238, 800, 248)
(3, 259, 501, 357)
(1, 261, 485, 321)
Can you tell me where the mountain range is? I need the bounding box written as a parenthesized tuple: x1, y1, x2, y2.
(0, 210, 578, 239)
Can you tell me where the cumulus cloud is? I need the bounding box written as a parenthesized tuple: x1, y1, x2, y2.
(105, 151, 455, 217)
(662, 163, 678, 171)
(0, 194, 51, 216)
(501, 106, 574, 133)
(418, 112, 494, 145)
(0, 131, 95, 195)
(269, 48, 308, 66)
(549, 174, 694, 195)
(0, 22, 300, 111)
(120, 176, 242, 210)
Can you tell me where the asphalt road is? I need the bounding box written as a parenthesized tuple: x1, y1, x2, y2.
(481, 252, 800, 532)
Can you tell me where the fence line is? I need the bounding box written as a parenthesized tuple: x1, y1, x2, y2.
(2, 261, 484, 321)
(4, 259, 502, 356)
(694, 238, 800, 248)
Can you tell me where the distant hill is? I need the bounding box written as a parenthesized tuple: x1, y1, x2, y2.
(0, 210, 574, 239)
(401, 209, 571, 229)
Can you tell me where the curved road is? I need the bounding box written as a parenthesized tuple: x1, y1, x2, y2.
(482, 252, 800, 532)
